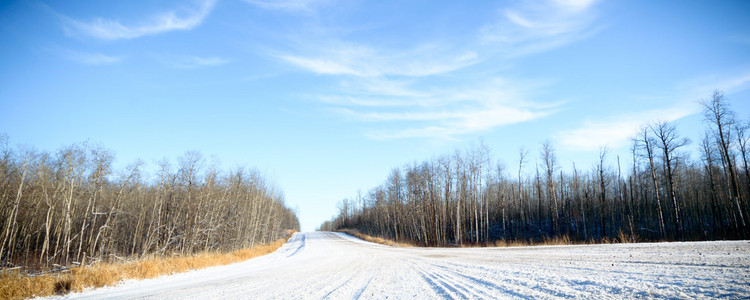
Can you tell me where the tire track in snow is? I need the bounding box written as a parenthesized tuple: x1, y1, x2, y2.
(407, 259, 470, 299)
(49, 233, 750, 299)
(420, 261, 535, 299)
(421, 259, 574, 299)
(286, 233, 306, 257)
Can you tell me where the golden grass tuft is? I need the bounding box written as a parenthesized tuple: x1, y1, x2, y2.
(0, 272, 57, 300)
(491, 233, 644, 248)
(0, 233, 293, 300)
(617, 231, 640, 243)
(339, 229, 414, 247)
(338, 229, 644, 249)
(490, 239, 530, 247)
(542, 235, 572, 246)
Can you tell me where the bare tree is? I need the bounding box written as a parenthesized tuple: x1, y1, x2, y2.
(598, 147, 608, 239)
(541, 140, 559, 233)
(701, 90, 745, 228)
(639, 126, 666, 238)
(650, 120, 690, 240)
(518, 147, 528, 237)
(736, 121, 750, 199)
(0, 140, 299, 272)
(324, 102, 749, 246)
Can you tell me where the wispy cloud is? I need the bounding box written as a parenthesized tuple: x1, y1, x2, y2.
(678, 71, 750, 97)
(62, 0, 216, 40)
(557, 106, 696, 151)
(63, 50, 124, 65)
(161, 55, 230, 69)
(364, 106, 556, 140)
(281, 55, 364, 76)
(279, 43, 480, 78)
(271, 0, 600, 140)
(480, 0, 600, 57)
(558, 70, 750, 151)
(243, 0, 327, 13)
(330, 77, 561, 140)
(277, 39, 560, 139)
(278, 0, 600, 78)
(277, 42, 498, 140)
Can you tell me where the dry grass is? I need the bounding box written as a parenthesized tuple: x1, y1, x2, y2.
(339, 229, 642, 249)
(617, 231, 641, 243)
(0, 233, 293, 300)
(488, 232, 645, 248)
(542, 235, 572, 246)
(490, 239, 530, 247)
(339, 229, 414, 247)
(460, 235, 576, 248)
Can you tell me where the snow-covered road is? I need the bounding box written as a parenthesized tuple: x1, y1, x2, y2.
(53, 232, 750, 299)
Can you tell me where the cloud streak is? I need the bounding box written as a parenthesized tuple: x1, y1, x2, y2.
(557, 103, 697, 151)
(62, 0, 216, 40)
(243, 0, 327, 13)
(679, 72, 750, 97)
(557, 70, 750, 152)
(480, 0, 600, 57)
(271, 0, 600, 140)
(364, 106, 556, 140)
(161, 55, 230, 69)
(330, 77, 561, 140)
(280, 43, 480, 78)
(63, 50, 124, 65)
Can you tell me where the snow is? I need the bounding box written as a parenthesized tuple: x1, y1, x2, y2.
(43, 232, 750, 299)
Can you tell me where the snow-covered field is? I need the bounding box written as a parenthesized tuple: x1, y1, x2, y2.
(46, 232, 750, 299)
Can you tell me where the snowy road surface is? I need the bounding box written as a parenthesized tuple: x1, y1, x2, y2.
(52, 232, 750, 299)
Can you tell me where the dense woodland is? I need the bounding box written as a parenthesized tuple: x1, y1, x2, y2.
(0, 144, 299, 271)
(321, 91, 750, 246)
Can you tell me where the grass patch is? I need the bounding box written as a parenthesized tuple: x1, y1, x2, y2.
(490, 233, 640, 248)
(338, 229, 414, 247)
(0, 233, 294, 300)
(339, 229, 642, 249)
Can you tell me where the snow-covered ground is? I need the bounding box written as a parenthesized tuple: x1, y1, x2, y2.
(46, 232, 750, 299)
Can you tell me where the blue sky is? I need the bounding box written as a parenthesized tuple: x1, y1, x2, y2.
(1, 0, 749, 231)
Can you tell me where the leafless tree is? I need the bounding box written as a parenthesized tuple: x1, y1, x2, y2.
(0, 143, 298, 272)
(701, 90, 745, 228)
(323, 90, 749, 245)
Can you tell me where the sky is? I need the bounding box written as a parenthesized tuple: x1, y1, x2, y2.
(1, 0, 749, 231)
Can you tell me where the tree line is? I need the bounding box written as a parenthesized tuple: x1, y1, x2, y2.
(320, 91, 749, 246)
(0, 143, 299, 271)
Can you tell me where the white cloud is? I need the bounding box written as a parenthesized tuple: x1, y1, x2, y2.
(362, 106, 554, 140)
(278, 0, 600, 77)
(480, 0, 600, 57)
(243, 0, 327, 13)
(279, 43, 480, 78)
(269, 0, 600, 140)
(281, 56, 365, 76)
(559, 70, 750, 152)
(343, 77, 429, 99)
(367, 126, 459, 140)
(163, 55, 230, 69)
(330, 77, 560, 140)
(320, 96, 419, 108)
(62, 0, 216, 40)
(557, 106, 697, 151)
(679, 71, 750, 97)
(552, 0, 597, 13)
(362, 107, 555, 140)
(64, 50, 124, 65)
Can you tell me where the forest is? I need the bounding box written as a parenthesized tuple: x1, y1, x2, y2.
(0, 143, 299, 272)
(320, 91, 750, 246)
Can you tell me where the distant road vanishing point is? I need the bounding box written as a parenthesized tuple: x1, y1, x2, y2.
(52, 232, 750, 299)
